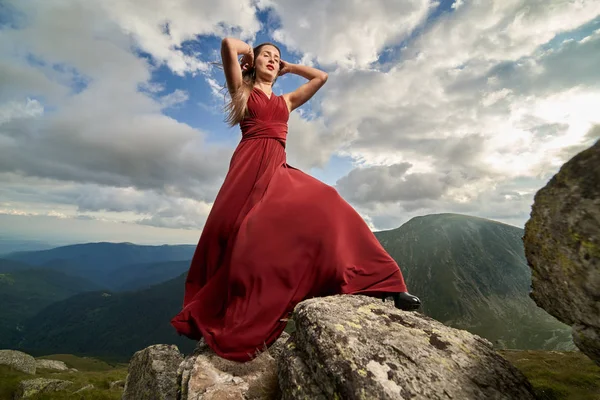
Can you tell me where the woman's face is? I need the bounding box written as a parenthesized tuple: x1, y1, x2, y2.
(254, 45, 280, 80)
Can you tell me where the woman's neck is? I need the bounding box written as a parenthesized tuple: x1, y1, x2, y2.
(254, 80, 273, 94)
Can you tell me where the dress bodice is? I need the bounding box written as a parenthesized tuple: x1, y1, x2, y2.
(240, 87, 289, 146)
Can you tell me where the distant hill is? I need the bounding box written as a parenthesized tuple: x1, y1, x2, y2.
(0, 259, 101, 348)
(112, 260, 190, 292)
(0, 238, 58, 256)
(4, 242, 195, 289)
(373, 213, 573, 350)
(0, 258, 37, 272)
(14, 273, 194, 361)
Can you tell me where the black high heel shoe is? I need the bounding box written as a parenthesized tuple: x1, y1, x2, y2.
(381, 292, 421, 311)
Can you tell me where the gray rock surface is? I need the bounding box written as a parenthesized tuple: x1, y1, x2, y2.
(122, 344, 183, 400)
(524, 139, 600, 365)
(14, 378, 72, 399)
(278, 295, 536, 400)
(178, 333, 289, 400)
(0, 350, 36, 374)
(35, 358, 69, 371)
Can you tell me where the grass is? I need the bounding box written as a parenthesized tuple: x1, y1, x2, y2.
(500, 349, 600, 400)
(0, 353, 128, 400)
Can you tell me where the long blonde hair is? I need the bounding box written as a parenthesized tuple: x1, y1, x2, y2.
(224, 42, 281, 126)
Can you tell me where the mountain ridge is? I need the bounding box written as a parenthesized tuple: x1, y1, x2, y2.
(4, 213, 573, 360)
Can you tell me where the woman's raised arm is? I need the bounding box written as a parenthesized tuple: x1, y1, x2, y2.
(281, 62, 328, 112)
(221, 37, 253, 96)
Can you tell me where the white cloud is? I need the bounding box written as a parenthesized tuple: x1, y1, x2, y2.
(451, 0, 464, 10)
(0, 0, 263, 231)
(0, 174, 215, 230)
(315, 0, 600, 228)
(0, 98, 44, 125)
(264, 0, 435, 68)
(99, 0, 261, 74)
(160, 89, 190, 109)
(2, 0, 600, 238)
(285, 112, 345, 170)
(410, 0, 600, 66)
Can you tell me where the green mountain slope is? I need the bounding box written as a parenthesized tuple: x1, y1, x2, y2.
(112, 260, 190, 292)
(374, 213, 573, 350)
(0, 259, 101, 347)
(14, 273, 194, 361)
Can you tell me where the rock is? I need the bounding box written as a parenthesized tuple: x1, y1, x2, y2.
(36, 359, 69, 371)
(122, 344, 183, 400)
(73, 383, 94, 394)
(109, 379, 125, 389)
(0, 350, 36, 374)
(278, 295, 536, 400)
(178, 333, 289, 400)
(14, 378, 72, 399)
(524, 139, 600, 365)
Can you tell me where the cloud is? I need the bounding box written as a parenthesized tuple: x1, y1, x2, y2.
(160, 89, 190, 109)
(335, 160, 490, 206)
(0, 173, 215, 230)
(99, 0, 261, 74)
(0, 0, 264, 201)
(2, 0, 600, 236)
(262, 0, 435, 68)
(0, 99, 44, 125)
(0, 99, 232, 201)
(315, 1, 600, 228)
(285, 112, 346, 170)
(408, 0, 600, 67)
(448, 28, 600, 97)
(1, 0, 261, 78)
(0, 0, 268, 230)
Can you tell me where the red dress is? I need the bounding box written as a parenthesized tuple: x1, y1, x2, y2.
(171, 87, 407, 361)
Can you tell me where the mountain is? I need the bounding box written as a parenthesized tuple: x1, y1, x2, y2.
(0, 258, 37, 272)
(0, 259, 101, 347)
(0, 238, 58, 256)
(4, 242, 195, 289)
(373, 213, 573, 350)
(14, 273, 194, 361)
(112, 260, 190, 292)
(9, 213, 573, 361)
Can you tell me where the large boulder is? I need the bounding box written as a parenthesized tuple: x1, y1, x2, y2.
(0, 350, 36, 374)
(278, 295, 536, 399)
(524, 139, 600, 365)
(14, 378, 72, 399)
(178, 333, 288, 400)
(122, 344, 184, 400)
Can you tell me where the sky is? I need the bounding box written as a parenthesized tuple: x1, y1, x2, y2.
(1, 0, 599, 246)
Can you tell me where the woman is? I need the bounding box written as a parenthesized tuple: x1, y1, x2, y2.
(171, 38, 420, 362)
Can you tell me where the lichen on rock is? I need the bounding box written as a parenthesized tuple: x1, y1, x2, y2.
(122, 344, 183, 400)
(278, 295, 536, 400)
(15, 378, 72, 399)
(524, 138, 600, 365)
(0, 349, 36, 375)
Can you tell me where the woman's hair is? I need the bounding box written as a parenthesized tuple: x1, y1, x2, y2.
(224, 42, 281, 126)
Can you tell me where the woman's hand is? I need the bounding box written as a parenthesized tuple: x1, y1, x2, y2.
(278, 60, 293, 76)
(240, 45, 254, 71)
